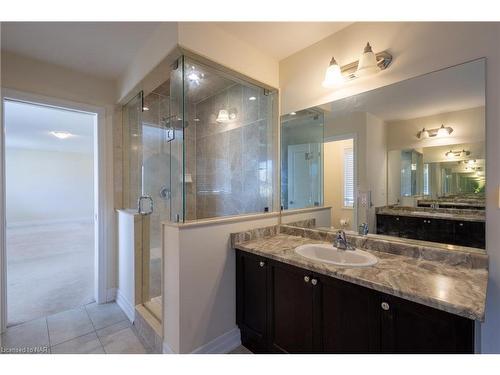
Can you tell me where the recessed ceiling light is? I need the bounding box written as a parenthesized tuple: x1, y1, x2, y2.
(290, 112, 297, 116)
(143, 106, 149, 111)
(50, 131, 73, 139)
(248, 96, 257, 101)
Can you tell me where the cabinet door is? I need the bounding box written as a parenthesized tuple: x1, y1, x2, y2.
(318, 276, 380, 353)
(399, 216, 419, 239)
(376, 215, 401, 237)
(425, 218, 455, 244)
(268, 261, 315, 353)
(454, 221, 485, 249)
(379, 293, 474, 353)
(236, 251, 268, 353)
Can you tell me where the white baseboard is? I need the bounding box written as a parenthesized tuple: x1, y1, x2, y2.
(190, 328, 241, 354)
(116, 289, 135, 322)
(106, 288, 117, 302)
(163, 342, 177, 354)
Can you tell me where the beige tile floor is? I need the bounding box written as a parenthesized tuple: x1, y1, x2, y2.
(0, 302, 150, 354)
(6, 222, 95, 325)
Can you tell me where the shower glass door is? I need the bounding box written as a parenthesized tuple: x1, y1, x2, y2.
(123, 75, 176, 323)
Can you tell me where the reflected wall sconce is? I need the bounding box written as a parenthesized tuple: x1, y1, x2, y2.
(445, 149, 470, 159)
(417, 124, 454, 139)
(216, 108, 238, 124)
(322, 42, 393, 88)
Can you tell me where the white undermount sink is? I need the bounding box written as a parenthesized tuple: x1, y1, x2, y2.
(294, 244, 378, 267)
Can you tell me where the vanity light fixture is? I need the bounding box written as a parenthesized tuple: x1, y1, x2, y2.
(322, 57, 344, 87)
(437, 124, 452, 137)
(356, 43, 380, 77)
(50, 131, 73, 139)
(216, 108, 238, 124)
(322, 42, 393, 88)
(417, 124, 453, 139)
(445, 149, 470, 159)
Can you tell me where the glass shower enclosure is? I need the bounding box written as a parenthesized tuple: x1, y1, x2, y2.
(122, 55, 277, 324)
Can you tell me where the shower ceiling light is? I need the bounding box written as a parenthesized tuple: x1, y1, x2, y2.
(187, 66, 204, 85)
(322, 42, 393, 88)
(50, 131, 73, 139)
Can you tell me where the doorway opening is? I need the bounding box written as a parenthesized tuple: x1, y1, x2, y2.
(324, 136, 356, 232)
(3, 98, 98, 327)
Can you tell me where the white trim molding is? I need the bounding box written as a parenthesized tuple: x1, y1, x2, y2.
(106, 288, 117, 302)
(116, 288, 135, 322)
(190, 328, 241, 354)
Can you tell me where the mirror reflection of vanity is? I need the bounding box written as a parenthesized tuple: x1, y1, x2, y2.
(281, 59, 486, 250)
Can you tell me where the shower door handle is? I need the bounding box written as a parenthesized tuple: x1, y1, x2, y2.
(138, 195, 154, 215)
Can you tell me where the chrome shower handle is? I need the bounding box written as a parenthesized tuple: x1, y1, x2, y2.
(138, 195, 154, 215)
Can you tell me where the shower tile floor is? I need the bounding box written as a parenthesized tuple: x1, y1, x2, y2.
(6, 222, 94, 325)
(0, 302, 151, 354)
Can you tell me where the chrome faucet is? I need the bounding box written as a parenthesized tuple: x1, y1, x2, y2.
(334, 230, 354, 250)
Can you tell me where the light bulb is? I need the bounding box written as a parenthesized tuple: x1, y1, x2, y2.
(437, 124, 449, 137)
(322, 57, 343, 87)
(356, 42, 379, 77)
(216, 109, 230, 123)
(420, 128, 430, 139)
(445, 150, 454, 159)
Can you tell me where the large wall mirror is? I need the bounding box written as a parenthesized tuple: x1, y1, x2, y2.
(281, 59, 486, 250)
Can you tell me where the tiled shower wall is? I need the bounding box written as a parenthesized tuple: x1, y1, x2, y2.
(188, 83, 273, 220)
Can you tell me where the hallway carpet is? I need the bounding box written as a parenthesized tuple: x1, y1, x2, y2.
(6, 222, 94, 326)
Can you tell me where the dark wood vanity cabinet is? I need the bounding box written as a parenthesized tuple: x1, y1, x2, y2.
(236, 250, 475, 354)
(379, 294, 474, 354)
(376, 214, 485, 249)
(268, 261, 315, 353)
(235, 251, 268, 353)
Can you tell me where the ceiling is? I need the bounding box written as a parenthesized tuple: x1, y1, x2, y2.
(320, 59, 485, 122)
(1, 22, 163, 80)
(4, 100, 95, 154)
(216, 22, 352, 60)
(1, 22, 351, 81)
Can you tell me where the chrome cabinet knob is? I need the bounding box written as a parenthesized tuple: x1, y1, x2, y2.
(381, 302, 390, 311)
(304, 276, 310, 283)
(311, 279, 318, 286)
(259, 261, 265, 268)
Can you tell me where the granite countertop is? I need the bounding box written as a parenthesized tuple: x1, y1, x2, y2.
(377, 206, 485, 222)
(235, 234, 488, 321)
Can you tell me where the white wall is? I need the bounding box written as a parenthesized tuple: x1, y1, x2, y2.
(1, 52, 118, 305)
(279, 22, 500, 353)
(5, 148, 93, 225)
(1, 52, 116, 106)
(386, 106, 485, 151)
